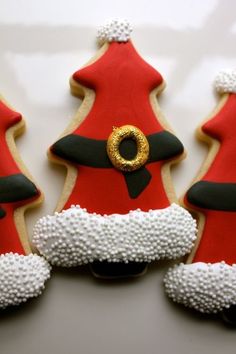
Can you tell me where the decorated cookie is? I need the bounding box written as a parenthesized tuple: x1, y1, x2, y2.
(33, 19, 196, 278)
(0, 97, 50, 308)
(164, 69, 236, 324)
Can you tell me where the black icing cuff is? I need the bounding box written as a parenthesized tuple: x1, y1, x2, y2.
(0, 174, 38, 203)
(187, 181, 236, 211)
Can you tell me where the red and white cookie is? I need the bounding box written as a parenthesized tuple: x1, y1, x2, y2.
(0, 97, 50, 309)
(164, 69, 236, 324)
(33, 20, 196, 278)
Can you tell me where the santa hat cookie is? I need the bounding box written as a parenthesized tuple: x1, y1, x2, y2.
(0, 98, 50, 309)
(164, 69, 236, 324)
(33, 20, 196, 278)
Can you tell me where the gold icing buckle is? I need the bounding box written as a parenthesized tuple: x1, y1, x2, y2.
(106, 125, 149, 172)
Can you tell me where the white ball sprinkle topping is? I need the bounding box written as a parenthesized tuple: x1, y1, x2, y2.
(32, 203, 197, 267)
(0, 253, 51, 309)
(164, 262, 236, 313)
(97, 19, 133, 44)
(214, 69, 236, 94)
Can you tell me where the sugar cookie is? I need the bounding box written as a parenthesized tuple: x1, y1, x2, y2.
(0, 97, 50, 308)
(33, 19, 196, 278)
(164, 69, 236, 324)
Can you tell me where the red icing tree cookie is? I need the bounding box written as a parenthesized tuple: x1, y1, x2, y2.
(0, 97, 50, 308)
(164, 69, 236, 323)
(33, 20, 196, 278)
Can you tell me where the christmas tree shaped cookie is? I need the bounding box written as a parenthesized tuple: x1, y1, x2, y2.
(33, 20, 196, 278)
(164, 70, 236, 324)
(0, 97, 50, 308)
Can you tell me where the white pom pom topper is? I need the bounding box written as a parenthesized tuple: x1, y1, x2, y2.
(97, 19, 133, 44)
(214, 69, 236, 94)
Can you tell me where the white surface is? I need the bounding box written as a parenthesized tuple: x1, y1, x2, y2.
(0, 0, 236, 353)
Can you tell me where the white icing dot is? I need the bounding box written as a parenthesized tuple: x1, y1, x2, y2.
(214, 69, 236, 94)
(32, 203, 197, 267)
(97, 19, 133, 44)
(0, 253, 51, 309)
(164, 262, 236, 313)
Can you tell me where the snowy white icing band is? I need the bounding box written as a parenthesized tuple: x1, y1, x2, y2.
(97, 19, 132, 44)
(0, 253, 51, 309)
(32, 203, 197, 267)
(164, 262, 236, 313)
(214, 69, 236, 94)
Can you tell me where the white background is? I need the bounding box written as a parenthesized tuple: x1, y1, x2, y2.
(0, 1, 236, 353)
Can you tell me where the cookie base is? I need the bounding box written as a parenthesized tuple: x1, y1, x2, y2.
(90, 261, 148, 279)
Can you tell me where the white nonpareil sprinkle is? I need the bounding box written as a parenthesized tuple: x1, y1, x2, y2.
(97, 19, 133, 44)
(0, 253, 51, 309)
(214, 69, 236, 94)
(164, 262, 236, 313)
(32, 203, 197, 267)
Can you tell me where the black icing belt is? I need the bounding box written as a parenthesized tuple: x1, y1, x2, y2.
(0, 208, 6, 219)
(0, 174, 39, 219)
(186, 181, 236, 211)
(51, 131, 184, 199)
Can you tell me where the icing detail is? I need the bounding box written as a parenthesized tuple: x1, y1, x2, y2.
(107, 125, 149, 172)
(51, 130, 184, 200)
(91, 261, 147, 278)
(0, 100, 41, 255)
(0, 207, 6, 219)
(186, 181, 236, 211)
(164, 262, 236, 313)
(97, 19, 132, 44)
(214, 69, 236, 94)
(123, 167, 151, 198)
(0, 174, 38, 203)
(33, 204, 197, 267)
(71, 41, 164, 139)
(0, 253, 51, 309)
(51, 131, 184, 167)
(221, 304, 236, 325)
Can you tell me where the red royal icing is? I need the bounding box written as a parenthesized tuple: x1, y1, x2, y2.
(56, 41, 178, 214)
(186, 94, 236, 264)
(0, 100, 40, 255)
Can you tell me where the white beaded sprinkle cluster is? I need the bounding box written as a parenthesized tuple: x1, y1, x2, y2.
(164, 262, 236, 313)
(214, 69, 236, 94)
(0, 253, 51, 309)
(97, 19, 132, 44)
(32, 203, 197, 267)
